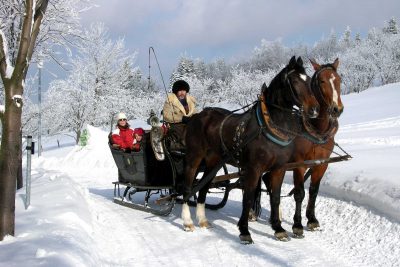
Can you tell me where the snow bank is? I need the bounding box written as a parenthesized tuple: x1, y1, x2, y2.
(315, 83, 400, 221)
(0, 171, 100, 266)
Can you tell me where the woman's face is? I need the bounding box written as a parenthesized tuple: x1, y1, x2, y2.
(118, 118, 127, 127)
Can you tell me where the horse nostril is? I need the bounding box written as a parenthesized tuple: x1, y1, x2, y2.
(339, 107, 344, 116)
(333, 107, 339, 114)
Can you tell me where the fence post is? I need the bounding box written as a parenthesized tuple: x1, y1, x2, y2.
(25, 136, 33, 209)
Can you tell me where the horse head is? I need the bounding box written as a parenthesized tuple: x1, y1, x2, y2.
(310, 58, 344, 118)
(265, 56, 319, 119)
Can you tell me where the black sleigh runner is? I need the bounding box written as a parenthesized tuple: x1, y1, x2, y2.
(109, 56, 351, 243)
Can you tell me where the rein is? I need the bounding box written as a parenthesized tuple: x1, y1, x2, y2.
(284, 69, 304, 112)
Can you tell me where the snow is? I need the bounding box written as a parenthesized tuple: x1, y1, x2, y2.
(1, 83, 400, 266)
(0, 29, 14, 78)
(0, 104, 4, 113)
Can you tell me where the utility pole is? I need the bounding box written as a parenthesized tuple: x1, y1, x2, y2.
(37, 60, 43, 157)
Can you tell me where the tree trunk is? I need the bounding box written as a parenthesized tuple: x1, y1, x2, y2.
(76, 130, 81, 145)
(0, 83, 22, 240)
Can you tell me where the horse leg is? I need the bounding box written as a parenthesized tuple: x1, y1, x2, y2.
(195, 171, 213, 229)
(306, 165, 326, 231)
(182, 155, 204, 232)
(292, 168, 306, 238)
(269, 169, 289, 241)
(237, 168, 260, 244)
(249, 178, 261, 222)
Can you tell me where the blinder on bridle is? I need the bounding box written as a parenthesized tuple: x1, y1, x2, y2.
(283, 68, 305, 114)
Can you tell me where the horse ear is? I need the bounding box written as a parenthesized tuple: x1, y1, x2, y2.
(288, 56, 296, 68)
(296, 56, 304, 66)
(309, 58, 320, 71)
(332, 58, 339, 70)
(261, 82, 267, 93)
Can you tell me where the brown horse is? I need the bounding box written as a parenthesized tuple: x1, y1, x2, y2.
(263, 58, 343, 238)
(182, 56, 320, 243)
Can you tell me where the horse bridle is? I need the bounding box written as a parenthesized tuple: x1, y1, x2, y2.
(264, 68, 306, 117)
(282, 68, 307, 115)
(311, 65, 339, 117)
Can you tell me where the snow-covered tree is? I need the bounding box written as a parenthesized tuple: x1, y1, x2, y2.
(383, 17, 398, 35)
(170, 54, 196, 85)
(312, 30, 339, 61)
(339, 26, 353, 51)
(42, 23, 146, 140)
(250, 39, 288, 72)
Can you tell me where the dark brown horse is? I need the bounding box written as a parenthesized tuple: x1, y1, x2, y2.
(182, 56, 320, 243)
(263, 58, 343, 238)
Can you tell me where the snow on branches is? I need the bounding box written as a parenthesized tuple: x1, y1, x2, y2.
(0, 29, 14, 79)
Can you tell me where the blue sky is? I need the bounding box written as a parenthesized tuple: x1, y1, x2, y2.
(40, 0, 399, 89)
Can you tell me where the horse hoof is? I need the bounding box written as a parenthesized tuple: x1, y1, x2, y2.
(274, 231, 289, 242)
(248, 214, 258, 222)
(307, 222, 320, 231)
(292, 233, 305, 239)
(248, 210, 258, 222)
(184, 224, 195, 232)
(239, 235, 254, 244)
(292, 227, 304, 238)
(199, 221, 212, 229)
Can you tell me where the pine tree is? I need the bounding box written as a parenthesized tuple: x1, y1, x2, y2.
(384, 17, 398, 34)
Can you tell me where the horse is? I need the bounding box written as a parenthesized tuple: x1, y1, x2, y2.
(262, 58, 343, 238)
(181, 56, 320, 243)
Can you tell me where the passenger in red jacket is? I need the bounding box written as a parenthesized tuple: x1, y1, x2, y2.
(132, 128, 144, 152)
(111, 112, 135, 151)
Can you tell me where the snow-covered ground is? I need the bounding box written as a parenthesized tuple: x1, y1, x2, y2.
(1, 83, 400, 266)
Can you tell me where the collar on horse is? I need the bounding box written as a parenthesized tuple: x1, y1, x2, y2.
(301, 65, 339, 144)
(255, 94, 295, 147)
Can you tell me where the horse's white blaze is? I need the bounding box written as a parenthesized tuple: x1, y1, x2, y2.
(196, 203, 207, 224)
(329, 73, 339, 105)
(182, 203, 194, 226)
(299, 74, 307, 81)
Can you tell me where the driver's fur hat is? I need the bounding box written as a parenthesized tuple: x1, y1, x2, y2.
(172, 80, 190, 94)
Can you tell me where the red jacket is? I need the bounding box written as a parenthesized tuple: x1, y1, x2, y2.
(111, 126, 134, 149)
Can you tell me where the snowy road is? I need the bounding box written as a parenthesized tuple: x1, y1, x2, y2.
(83, 180, 400, 267)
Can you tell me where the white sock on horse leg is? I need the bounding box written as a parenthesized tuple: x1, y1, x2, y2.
(196, 203, 207, 224)
(182, 203, 194, 226)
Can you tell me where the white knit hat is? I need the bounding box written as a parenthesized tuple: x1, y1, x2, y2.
(116, 112, 127, 121)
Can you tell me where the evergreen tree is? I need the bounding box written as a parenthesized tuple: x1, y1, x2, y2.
(384, 17, 398, 34)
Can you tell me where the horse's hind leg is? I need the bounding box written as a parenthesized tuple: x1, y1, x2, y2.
(292, 168, 306, 238)
(306, 165, 326, 231)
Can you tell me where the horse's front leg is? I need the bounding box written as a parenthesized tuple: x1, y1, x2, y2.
(306, 164, 327, 231)
(182, 157, 203, 232)
(195, 176, 213, 229)
(269, 169, 289, 241)
(292, 168, 306, 238)
(237, 168, 261, 244)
